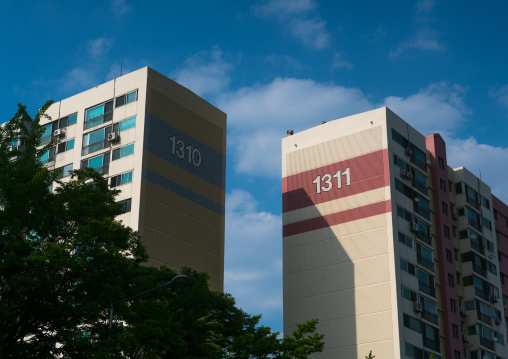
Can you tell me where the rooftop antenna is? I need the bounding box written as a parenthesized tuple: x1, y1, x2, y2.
(120, 47, 123, 76)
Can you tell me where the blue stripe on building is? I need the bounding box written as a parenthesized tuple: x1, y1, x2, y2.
(142, 167, 225, 216)
(143, 113, 225, 189)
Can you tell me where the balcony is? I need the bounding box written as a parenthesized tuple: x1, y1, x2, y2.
(82, 140, 109, 156)
(87, 164, 109, 175)
(417, 253, 434, 272)
(466, 196, 480, 210)
(84, 111, 113, 130)
(473, 263, 487, 278)
(480, 336, 495, 350)
(468, 217, 482, 231)
(411, 156, 427, 172)
(476, 310, 492, 326)
(419, 282, 436, 298)
(471, 239, 485, 255)
(423, 338, 440, 353)
(475, 288, 490, 302)
(421, 310, 438, 325)
(413, 180, 429, 196)
(417, 231, 432, 246)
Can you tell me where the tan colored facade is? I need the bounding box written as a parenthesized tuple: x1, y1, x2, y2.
(283, 107, 508, 359)
(41, 67, 226, 290)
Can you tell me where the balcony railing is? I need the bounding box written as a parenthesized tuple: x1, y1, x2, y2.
(84, 164, 109, 175)
(82, 140, 109, 156)
(421, 311, 439, 325)
(423, 338, 440, 353)
(475, 288, 489, 301)
(417, 231, 433, 246)
(466, 196, 480, 210)
(40, 133, 52, 146)
(473, 263, 487, 277)
(411, 156, 427, 172)
(468, 217, 482, 231)
(418, 254, 434, 272)
(476, 310, 492, 326)
(413, 180, 429, 196)
(84, 111, 112, 130)
(419, 282, 436, 298)
(414, 206, 431, 221)
(471, 239, 485, 255)
(480, 336, 495, 350)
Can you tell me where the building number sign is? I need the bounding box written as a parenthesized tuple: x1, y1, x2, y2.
(312, 168, 351, 194)
(169, 136, 202, 168)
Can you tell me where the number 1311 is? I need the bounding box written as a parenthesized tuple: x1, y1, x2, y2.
(312, 168, 351, 194)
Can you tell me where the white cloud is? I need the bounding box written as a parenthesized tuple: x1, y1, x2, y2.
(390, 29, 445, 57)
(224, 189, 283, 315)
(445, 136, 508, 203)
(252, 0, 330, 49)
(219, 78, 373, 176)
(382, 82, 471, 134)
(332, 52, 353, 70)
(110, 0, 131, 16)
(489, 84, 508, 111)
(59, 67, 98, 93)
(172, 48, 233, 97)
(87, 37, 112, 58)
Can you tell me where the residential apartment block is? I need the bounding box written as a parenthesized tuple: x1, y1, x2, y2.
(38, 67, 226, 290)
(282, 108, 508, 359)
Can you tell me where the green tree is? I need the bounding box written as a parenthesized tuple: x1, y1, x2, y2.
(0, 103, 324, 358)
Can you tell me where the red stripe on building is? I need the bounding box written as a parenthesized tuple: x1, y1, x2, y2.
(283, 149, 389, 213)
(283, 200, 391, 237)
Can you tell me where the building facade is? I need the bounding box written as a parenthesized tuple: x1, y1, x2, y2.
(39, 67, 226, 290)
(282, 108, 508, 359)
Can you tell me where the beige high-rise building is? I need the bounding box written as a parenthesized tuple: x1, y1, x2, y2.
(282, 108, 508, 359)
(39, 67, 226, 290)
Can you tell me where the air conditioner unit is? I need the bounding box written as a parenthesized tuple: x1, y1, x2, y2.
(413, 301, 422, 312)
(107, 132, 119, 142)
(460, 307, 468, 316)
(426, 159, 432, 166)
(490, 294, 499, 303)
(400, 169, 407, 177)
(471, 233, 477, 240)
(488, 251, 495, 260)
(405, 147, 412, 156)
(462, 334, 469, 342)
(410, 222, 419, 232)
(53, 129, 64, 137)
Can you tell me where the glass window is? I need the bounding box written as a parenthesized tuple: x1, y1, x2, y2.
(115, 90, 137, 108)
(438, 157, 444, 169)
(59, 113, 77, 128)
(448, 273, 454, 287)
(403, 314, 421, 333)
(450, 299, 456, 313)
(444, 226, 450, 239)
(118, 198, 132, 213)
(119, 116, 136, 131)
(112, 143, 134, 161)
(85, 101, 113, 129)
(392, 129, 409, 148)
(446, 249, 452, 263)
(440, 179, 446, 192)
(55, 163, 73, 180)
(442, 202, 448, 215)
(110, 171, 133, 188)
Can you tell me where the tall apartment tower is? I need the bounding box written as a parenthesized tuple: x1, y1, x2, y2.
(282, 108, 508, 359)
(40, 67, 226, 290)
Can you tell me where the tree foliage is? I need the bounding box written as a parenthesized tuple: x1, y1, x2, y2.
(0, 103, 324, 358)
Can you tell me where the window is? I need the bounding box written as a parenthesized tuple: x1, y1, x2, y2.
(402, 286, 418, 301)
(82, 125, 114, 155)
(403, 313, 421, 333)
(405, 343, 423, 359)
(112, 143, 134, 161)
(400, 258, 416, 276)
(442, 202, 448, 215)
(452, 324, 459, 339)
(446, 249, 452, 263)
(438, 157, 444, 169)
(444, 225, 450, 239)
(110, 171, 133, 188)
(55, 163, 73, 180)
(494, 210, 498, 220)
(38, 147, 55, 164)
(81, 152, 110, 174)
(58, 113, 77, 129)
(440, 179, 446, 192)
(85, 100, 113, 129)
(118, 198, 132, 213)
(119, 116, 136, 131)
(57, 138, 75, 154)
(417, 243, 434, 271)
(454, 350, 461, 359)
(448, 273, 454, 287)
(392, 129, 409, 148)
(115, 90, 137, 108)
(418, 268, 436, 297)
(450, 299, 456, 313)
(399, 232, 413, 248)
(482, 217, 492, 231)
(481, 196, 490, 209)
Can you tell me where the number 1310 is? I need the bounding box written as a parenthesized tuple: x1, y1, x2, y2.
(312, 168, 351, 194)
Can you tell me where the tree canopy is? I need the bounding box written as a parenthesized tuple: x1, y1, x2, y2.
(0, 103, 324, 358)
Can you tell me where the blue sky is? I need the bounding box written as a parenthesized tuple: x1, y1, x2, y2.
(2, 0, 508, 334)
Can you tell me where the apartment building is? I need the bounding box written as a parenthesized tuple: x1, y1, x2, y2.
(282, 107, 508, 359)
(38, 67, 226, 290)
